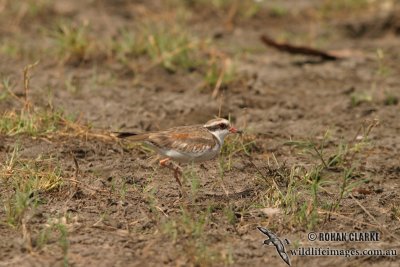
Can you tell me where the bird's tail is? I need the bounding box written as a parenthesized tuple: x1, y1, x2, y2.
(113, 132, 138, 138)
(112, 132, 149, 141)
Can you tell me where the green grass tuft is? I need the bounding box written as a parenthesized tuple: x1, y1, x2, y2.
(0, 109, 72, 136)
(1, 145, 63, 226)
(51, 22, 92, 63)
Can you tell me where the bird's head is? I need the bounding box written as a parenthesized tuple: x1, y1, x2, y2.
(204, 118, 241, 144)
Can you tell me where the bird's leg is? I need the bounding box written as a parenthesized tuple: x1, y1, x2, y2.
(159, 158, 183, 188)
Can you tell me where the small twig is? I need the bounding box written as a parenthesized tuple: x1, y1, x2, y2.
(69, 152, 80, 197)
(212, 66, 225, 99)
(22, 61, 39, 111)
(350, 124, 363, 144)
(155, 206, 169, 217)
(218, 91, 224, 117)
(218, 173, 230, 198)
(313, 146, 328, 169)
(260, 35, 339, 60)
(272, 153, 280, 168)
(364, 119, 379, 137)
(224, 0, 239, 30)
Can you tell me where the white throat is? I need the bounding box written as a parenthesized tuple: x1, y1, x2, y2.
(210, 129, 229, 147)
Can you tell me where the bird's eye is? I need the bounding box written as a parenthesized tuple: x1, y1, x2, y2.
(219, 123, 227, 129)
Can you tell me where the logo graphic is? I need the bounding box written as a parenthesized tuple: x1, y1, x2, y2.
(257, 227, 291, 266)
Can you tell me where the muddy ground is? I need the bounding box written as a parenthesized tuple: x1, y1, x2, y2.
(0, 0, 399, 266)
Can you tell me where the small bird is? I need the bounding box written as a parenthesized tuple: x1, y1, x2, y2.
(115, 118, 241, 188)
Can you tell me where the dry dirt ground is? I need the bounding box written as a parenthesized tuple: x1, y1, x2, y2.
(0, 0, 400, 266)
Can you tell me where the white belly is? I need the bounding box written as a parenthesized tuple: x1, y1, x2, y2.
(158, 144, 221, 163)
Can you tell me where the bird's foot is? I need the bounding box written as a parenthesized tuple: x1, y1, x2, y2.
(159, 158, 185, 197)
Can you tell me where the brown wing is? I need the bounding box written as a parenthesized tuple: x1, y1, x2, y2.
(147, 125, 217, 153)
